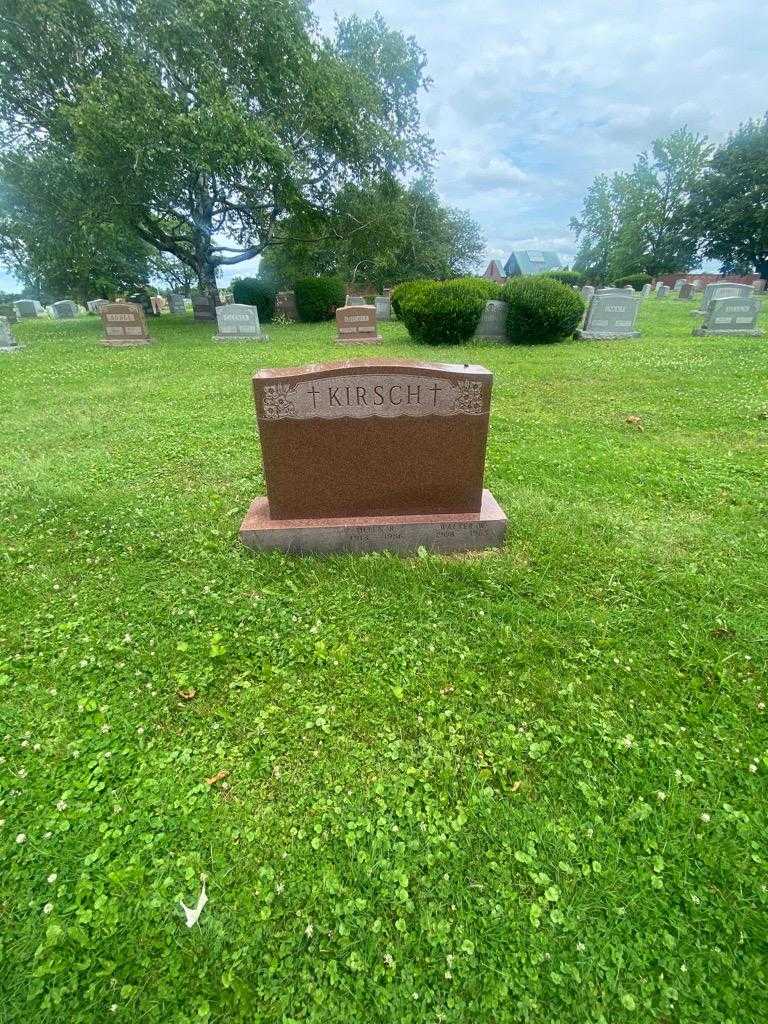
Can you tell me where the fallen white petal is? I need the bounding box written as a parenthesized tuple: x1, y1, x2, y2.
(180, 881, 208, 927)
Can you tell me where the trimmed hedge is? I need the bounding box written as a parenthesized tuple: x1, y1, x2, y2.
(231, 277, 276, 322)
(396, 278, 501, 345)
(614, 273, 651, 290)
(294, 276, 345, 322)
(501, 276, 585, 344)
(543, 269, 584, 288)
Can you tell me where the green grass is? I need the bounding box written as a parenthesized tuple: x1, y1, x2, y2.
(1, 300, 767, 1023)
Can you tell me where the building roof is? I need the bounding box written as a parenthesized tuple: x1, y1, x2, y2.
(482, 260, 506, 282)
(504, 250, 564, 276)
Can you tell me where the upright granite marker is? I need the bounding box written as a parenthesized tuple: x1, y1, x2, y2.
(50, 300, 78, 319)
(0, 317, 19, 352)
(276, 291, 297, 320)
(678, 282, 693, 300)
(87, 299, 108, 314)
(693, 295, 763, 337)
(657, 285, 670, 298)
(753, 279, 766, 293)
(581, 285, 595, 302)
(167, 293, 186, 314)
(694, 282, 753, 316)
(214, 303, 265, 341)
(375, 295, 392, 321)
(335, 304, 382, 344)
(191, 291, 220, 322)
(641, 283, 652, 297)
(0, 303, 18, 324)
(473, 299, 509, 341)
(576, 288, 640, 339)
(99, 302, 151, 346)
(239, 359, 507, 554)
(345, 295, 366, 306)
(14, 299, 40, 319)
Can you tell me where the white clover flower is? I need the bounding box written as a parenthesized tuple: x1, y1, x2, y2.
(700, 812, 710, 823)
(384, 953, 395, 968)
(16, 833, 26, 844)
(749, 763, 758, 773)
(21, 739, 29, 748)
(656, 790, 667, 801)
(44, 830, 52, 839)
(304, 923, 314, 938)
(47, 873, 57, 884)
(757, 702, 765, 711)
(56, 800, 67, 812)
(100, 724, 110, 734)
(137, 726, 144, 736)
(43, 902, 53, 915)
(18, 768, 27, 779)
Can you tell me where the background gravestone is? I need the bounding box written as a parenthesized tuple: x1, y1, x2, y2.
(581, 285, 595, 302)
(276, 291, 297, 320)
(345, 295, 366, 306)
(0, 303, 18, 324)
(167, 293, 186, 314)
(693, 296, 763, 337)
(576, 288, 640, 339)
(99, 302, 151, 346)
(87, 299, 109, 314)
(191, 291, 220, 322)
(0, 316, 19, 352)
(657, 285, 670, 298)
(375, 296, 392, 321)
(128, 290, 158, 317)
(50, 300, 78, 319)
(694, 283, 753, 316)
(214, 303, 265, 341)
(678, 282, 693, 300)
(641, 283, 652, 297)
(239, 359, 507, 554)
(14, 299, 39, 319)
(753, 279, 766, 293)
(473, 299, 508, 341)
(673, 279, 686, 293)
(335, 305, 382, 344)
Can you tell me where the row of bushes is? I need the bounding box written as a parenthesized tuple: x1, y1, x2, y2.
(393, 275, 585, 345)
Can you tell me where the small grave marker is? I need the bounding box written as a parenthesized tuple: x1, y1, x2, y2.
(375, 296, 392, 322)
(275, 291, 297, 320)
(167, 293, 187, 314)
(693, 295, 763, 337)
(0, 316, 19, 352)
(473, 299, 508, 341)
(214, 303, 265, 341)
(335, 305, 382, 344)
(99, 302, 151, 346)
(576, 288, 640, 339)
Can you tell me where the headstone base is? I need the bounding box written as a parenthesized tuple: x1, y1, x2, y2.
(0, 344, 20, 354)
(100, 338, 151, 347)
(575, 329, 641, 340)
(692, 326, 763, 337)
(213, 333, 267, 342)
(336, 334, 383, 345)
(239, 489, 507, 555)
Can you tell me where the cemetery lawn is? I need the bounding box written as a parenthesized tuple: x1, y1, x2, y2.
(2, 301, 767, 1024)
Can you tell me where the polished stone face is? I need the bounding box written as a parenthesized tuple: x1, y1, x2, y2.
(191, 292, 219, 322)
(99, 302, 151, 345)
(578, 289, 640, 338)
(251, 359, 494, 520)
(168, 294, 186, 313)
(375, 296, 392, 321)
(694, 296, 762, 336)
(335, 305, 382, 344)
(474, 300, 508, 340)
(51, 300, 78, 319)
(215, 303, 263, 339)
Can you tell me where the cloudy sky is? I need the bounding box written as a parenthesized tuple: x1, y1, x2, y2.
(2, 0, 764, 290)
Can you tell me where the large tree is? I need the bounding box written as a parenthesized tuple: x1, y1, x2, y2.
(0, 147, 153, 302)
(689, 115, 768, 279)
(572, 128, 710, 281)
(260, 175, 484, 289)
(0, 1, 433, 301)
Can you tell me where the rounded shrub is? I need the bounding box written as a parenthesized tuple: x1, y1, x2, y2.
(391, 279, 432, 319)
(231, 277, 276, 322)
(613, 273, 651, 290)
(294, 276, 345, 322)
(397, 278, 501, 345)
(543, 269, 584, 288)
(501, 276, 585, 344)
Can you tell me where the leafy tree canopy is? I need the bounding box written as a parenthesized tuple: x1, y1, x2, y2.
(259, 175, 484, 289)
(689, 115, 768, 278)
(0, 1, 434, 294)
